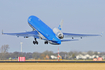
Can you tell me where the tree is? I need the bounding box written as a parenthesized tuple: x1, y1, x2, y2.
(94, 51, 98, 55)
(12, 52, 19, 59)
(43, 50, 54, 56)
(40, 53, 45, 59)
(0, 45, 9, 53)
(32, 52, 40, 59)
(87, 51, 94, 55)
(0, 45, 9, 60)
(72, 53, 76, 59)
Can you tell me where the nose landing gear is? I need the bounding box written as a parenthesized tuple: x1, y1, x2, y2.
(33, 38, 38, 45)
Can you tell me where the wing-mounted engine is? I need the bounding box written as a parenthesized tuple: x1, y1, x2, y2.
(53, 28, 64, 39)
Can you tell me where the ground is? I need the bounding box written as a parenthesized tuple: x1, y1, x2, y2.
(0, 63, 105, 70)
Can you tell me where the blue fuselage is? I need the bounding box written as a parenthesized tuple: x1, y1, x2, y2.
(28, 15, 61, 45)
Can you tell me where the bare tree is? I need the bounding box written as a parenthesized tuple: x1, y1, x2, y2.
(32, 52, 40, 59)
(0, 45, 9, 60)
(0, 45, 9, 53)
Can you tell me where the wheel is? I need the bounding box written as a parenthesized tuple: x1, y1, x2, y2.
(33, 41, 35, 44)
(46, 41, 48, 44)
(44, 41, 48, 44)
(36, 41, 38, 45)
(44, 41, 46, 44)
(33, 41, 38, 45)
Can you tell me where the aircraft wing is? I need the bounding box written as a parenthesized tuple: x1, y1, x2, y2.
(63, 33, 101, 39)
(2, 31, 39, 38)
(61, 39, 78, 42)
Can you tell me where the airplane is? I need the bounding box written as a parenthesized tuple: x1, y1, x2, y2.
(2, 15, 101, 45)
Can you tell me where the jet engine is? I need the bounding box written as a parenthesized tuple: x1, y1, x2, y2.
(53, 28, 64, 39)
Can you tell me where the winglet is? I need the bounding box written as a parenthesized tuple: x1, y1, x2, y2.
(58, 20, 63, 30)
(101, 32, 104, 37)
(2, 30, 4, 34)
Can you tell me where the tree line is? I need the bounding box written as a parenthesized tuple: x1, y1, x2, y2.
(0, 45, 105, 60)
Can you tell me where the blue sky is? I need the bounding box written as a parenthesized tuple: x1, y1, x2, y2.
(0, 0, 105, 53)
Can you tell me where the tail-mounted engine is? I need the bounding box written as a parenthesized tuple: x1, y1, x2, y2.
(53, 28, 64, 39)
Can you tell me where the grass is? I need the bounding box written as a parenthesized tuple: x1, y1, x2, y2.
(0, 59, 104, 61)
(0, 63, 105, 70)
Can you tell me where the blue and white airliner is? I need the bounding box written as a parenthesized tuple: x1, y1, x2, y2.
(2, 15, 101, 45)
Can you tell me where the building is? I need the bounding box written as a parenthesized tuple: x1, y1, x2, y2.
(76, 54, 99, 60)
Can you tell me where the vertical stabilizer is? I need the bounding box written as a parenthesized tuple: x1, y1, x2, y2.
(58, 20, 63, 30)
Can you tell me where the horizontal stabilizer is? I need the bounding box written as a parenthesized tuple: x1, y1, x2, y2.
(61, 39, 78, 42)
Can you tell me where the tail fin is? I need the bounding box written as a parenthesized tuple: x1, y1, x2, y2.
(58, 20, 63, 30)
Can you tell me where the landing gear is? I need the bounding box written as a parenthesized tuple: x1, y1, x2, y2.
(33, 41, 38, 45)
(33, 38, 38, 45)
(44, 41, 48, 44)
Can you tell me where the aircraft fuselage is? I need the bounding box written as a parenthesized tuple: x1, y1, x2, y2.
(28, 15, 61, 45)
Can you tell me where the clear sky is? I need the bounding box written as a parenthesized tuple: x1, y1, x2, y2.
(0, 0, 105, 53)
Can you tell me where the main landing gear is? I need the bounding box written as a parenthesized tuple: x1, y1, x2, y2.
(44, 41, 48, 44)
(33, 38, 48, 45)
(33, 38, 38, 45)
